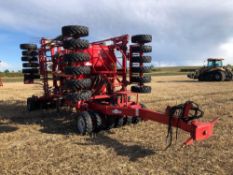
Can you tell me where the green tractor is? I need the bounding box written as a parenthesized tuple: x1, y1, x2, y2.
(187, 58, 233, 81)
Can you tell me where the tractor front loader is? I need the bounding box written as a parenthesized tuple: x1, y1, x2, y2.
(20, 25, 218, 146)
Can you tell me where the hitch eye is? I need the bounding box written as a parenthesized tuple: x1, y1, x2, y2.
(202, 130, 207, 135)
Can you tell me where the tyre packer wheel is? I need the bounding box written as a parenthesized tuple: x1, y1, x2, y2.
(76, 111, 93, 134)
(62, 25, 89, 38)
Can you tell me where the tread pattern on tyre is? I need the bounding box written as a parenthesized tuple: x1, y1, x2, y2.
(22, 69, 39, 74)
(131, 56, 152, 63)
(131, 45, 152, 53)
(20, 44, 37, 50)
(89, 111, 102, 132)
(63, 53, 90, 62)
(77, 111, 93, 134)
(21, 56, 38, 62)
(131, 66, 151, 73)
(22, 50, 38, 56)
(64, 66, 91, 75)
(24, 74, 40, 79)
(115, 117, 124, 127)
(131, 85, 151, 93)
(64, 78, 92, 90)
(131, 75, 151, 83)
(62, 25, 89, 37)
(23, 63, 39, 68)
(66, 90, 92, 101)
(131, 34, 152, 44)
(63, 39, 89, 50)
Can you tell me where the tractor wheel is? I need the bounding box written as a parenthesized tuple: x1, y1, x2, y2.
(20, 44, 37, 50)
(22, 63, 39, 68)
(63, 53, 90, 62)
(66, 90, 92, 102)
(27, 96, 39, 112)
(63, 39, 89, 50)
(62, 25, 89, 38)
(64, 66, 91, 75)
(131, 34, 152, 44)
(131, 66, 151, 73)
(131, 75, 151, 83)
(21, 56, 38, 62)
(131, 85, 151, 93)
(131, 56, 152, 63)
(131, 45, 152, 53)
(76, 111, 93, 134)
(64, 78, 92, 90)
(22, 50, 38, 56)
(214, 71, 225, 81)
(89, 111, 103, 132)
(115, 117, 124, 127)
(22, 69, 39, 74)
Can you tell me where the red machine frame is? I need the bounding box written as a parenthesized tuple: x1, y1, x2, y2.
(20, 27, 218, 146)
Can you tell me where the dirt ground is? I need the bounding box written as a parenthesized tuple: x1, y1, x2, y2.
(0, 75, 233, 175)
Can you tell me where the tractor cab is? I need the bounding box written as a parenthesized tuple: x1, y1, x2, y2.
(207, 58, 224, 67)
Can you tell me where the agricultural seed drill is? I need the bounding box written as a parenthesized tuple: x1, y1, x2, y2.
(20, 25, 218, 145)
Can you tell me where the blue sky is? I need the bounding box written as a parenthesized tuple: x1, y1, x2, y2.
(0, 0, 233, 71)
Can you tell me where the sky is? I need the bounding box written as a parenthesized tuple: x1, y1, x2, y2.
(0, 0, 233, 71)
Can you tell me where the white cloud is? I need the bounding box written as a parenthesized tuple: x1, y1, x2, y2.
(0, 0, 233, 66)
(0, 61, 10, 71)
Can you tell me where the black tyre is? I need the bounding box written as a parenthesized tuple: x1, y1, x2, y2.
(63, 39, 89, 50)
(24, 77, 34, 84)
(124, 116, 133, 125)
(131, 75, 151, 83)
(214, 71, 225, 81)
(27, 96, 39, 112)
(132, 116, 142, 124)
(21, 56, 38, 62)
(64, 66, 91, 75)
(131, 56, 152, 63)
(131, 34, 152, 44)
(24, 74, 40, 79)
(63, 53, 90, 62)
(76, 111, 93, 134)
(22, 63, 39, 68)
(20, 44, 37, 50)
(131, 85, 151, 93)
(62, 25, 89, 37)
(22, 69, 39, 74)
(89, 111, 103, 132)
(106, 116, 117, 129)
(115, 117, 124, 127)
(66, 90, 92, 102)
(64, 78, 92, 90)
(22, 50, 38, 56)
(131, 45, 152, 53)
(131, 66, 151, 73)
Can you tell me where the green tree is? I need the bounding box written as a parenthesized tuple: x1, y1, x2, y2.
(4, 69, 9, 73)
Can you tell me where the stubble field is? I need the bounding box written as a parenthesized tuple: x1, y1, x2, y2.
(0, 75, 233, 175)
